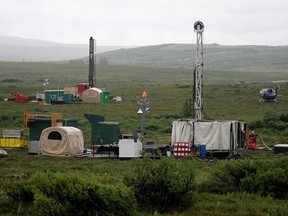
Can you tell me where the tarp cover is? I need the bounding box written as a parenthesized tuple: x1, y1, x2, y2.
(171, 119, 245, 151)
(82, 87, 102, 103)
(39, 126, 84, 156)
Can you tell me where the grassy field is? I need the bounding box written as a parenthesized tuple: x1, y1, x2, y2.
(1, 61, 288, 144)
(1, 61, 288, 215)
(2, 81, 288, 144)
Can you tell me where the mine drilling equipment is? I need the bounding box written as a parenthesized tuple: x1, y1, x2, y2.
(88, 36, 96, 88)
(193, 21, 205, 121)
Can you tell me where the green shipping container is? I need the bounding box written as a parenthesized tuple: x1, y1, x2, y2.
(91, 122, 120, 145)
(99, 122, 119, 144)
(63, 94, 72, 104)
(28, 119, 51, 141)
(44, 90, 65, 104)
(91, 125, 102, 145)
(84, 114, 105, 145)
(28, 118, 79, 141)
(57, 119, 79, 128)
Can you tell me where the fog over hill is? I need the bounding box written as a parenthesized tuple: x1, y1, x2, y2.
(97, 43, 288, 72)
(0, 36, 128, 61)
(1, 36, 288, 73)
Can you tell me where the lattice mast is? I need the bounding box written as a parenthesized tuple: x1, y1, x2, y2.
(88, 36, 96, 88)
(193, 21, 204, 121)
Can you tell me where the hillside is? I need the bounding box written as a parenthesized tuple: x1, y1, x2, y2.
(97, 43, 288, 72)
(0, 36, 129, 61)
(1, 36, 287, 73)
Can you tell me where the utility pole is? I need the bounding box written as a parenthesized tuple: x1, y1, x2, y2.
(88, 36, 96, 88)
(193, 21, 204, 121)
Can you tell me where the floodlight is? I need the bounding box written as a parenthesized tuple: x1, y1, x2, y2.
(137, 108, 143, 114)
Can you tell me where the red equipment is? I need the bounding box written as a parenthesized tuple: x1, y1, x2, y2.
(245, 131, 259, 149)
(12, 92, 28, 103)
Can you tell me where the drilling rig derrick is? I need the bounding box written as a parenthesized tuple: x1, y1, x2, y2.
(88, 36, 96, 88)
(193, 21, 204, 121)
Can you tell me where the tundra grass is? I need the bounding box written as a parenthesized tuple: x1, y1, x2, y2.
(1, 62, 288, 214)
(2, 81, 288, 144)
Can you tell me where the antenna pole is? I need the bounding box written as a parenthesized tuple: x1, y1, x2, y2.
(193, 21, 204, 121)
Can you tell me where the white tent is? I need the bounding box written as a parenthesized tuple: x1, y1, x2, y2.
(171, 119, 246, 155)
(39, 126, 84, 157)
(82, 87, 102, 103)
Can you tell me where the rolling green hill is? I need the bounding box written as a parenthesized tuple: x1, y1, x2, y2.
(97, 43, 288, 72)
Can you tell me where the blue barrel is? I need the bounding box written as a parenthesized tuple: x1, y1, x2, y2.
(198, 144, 206, 158)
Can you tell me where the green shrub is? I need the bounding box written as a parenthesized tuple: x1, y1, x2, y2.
(1, 78, 23, 82)
(279, 113, 288, 123)
(145, 123, 160, 131)
(0, 110, 23, 128)
(5, 172, 137, 216)
(268, 204, 288, 216)
(249, 112, 288, 132)
(33, 193, 64, 216)
(200, 159, 258, 194)
(248, 112, 288, 143)
(0, 192, 20, 215)
(124, 155, 195, 213)
(201, 157, 288, 199)
(5, 181, 34, 203)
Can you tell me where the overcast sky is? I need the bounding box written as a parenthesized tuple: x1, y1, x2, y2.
(1, 0, 288, 46)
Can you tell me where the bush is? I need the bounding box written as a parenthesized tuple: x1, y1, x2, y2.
(5, 172, 137, 216)
(200, 159, 258, 194)
(200, 157, 288, 199)
(5, 181, 34, 203)
(249, 112, 288, 132)
(124, 155, 195, 213)
(279, 113, 288, 122)
(1, 78, 23, 82)
(0, 110, 23, 128)
(248, 112, 288, 143)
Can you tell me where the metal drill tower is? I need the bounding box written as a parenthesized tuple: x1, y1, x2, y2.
(88, 36, 96, 88)
(193, 21, 204, 121)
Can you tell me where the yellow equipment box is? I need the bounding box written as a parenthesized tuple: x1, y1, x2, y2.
(0, 138, 28, 148)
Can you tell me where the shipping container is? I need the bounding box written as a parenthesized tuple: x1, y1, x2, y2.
(44, 90, 65, 104)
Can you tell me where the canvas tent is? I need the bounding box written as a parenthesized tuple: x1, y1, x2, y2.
(82, 87, 102, 103)
(171, 119, 246, 155)
(39, 126, 84, 157)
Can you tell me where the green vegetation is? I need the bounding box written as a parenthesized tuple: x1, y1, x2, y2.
(0, 78, 22, 83)
(249, 112, 288, 144)
(200, 156, 288, 199)
(97, 44, 288, 72)
(1, 59, 288, 215)
(124, 155, 195, 213)
(4, 172, 136, 216)
(1, 152, 288, 215)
